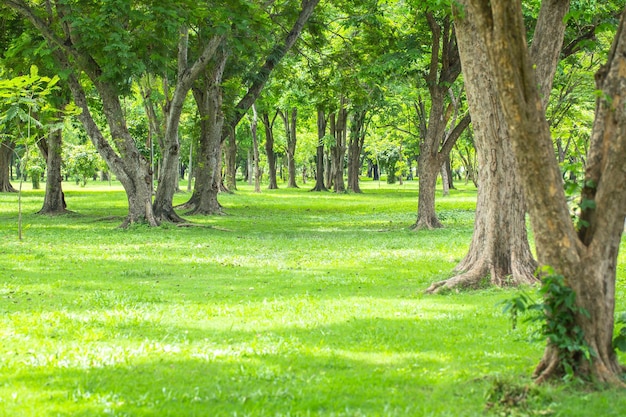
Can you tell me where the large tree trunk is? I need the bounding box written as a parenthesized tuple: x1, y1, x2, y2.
(0, 141, 17, 193)
(470, 0, 625, 384)
(279, 108, 299, 188)
(261, 111, 279, 189)
(427, 8, 536, 291)
(311, 108, 328, 192)
(428, 0, 570, 292)
(347, 108, 367, 193)
(37, 127, 68, 215)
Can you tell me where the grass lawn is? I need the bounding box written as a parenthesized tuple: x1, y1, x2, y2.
(0, 178, 625, 416)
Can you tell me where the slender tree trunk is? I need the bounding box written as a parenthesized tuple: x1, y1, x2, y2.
(415, 159, 443, 229)
(311, 108, 328, 192)
(247, 150, 253, 185)
(251, 105, 261, 193)
(332, 102, 347, 193)
(37, 126, 68, 214)
(225, 126, 237, 190)
(0, 141, 17, 193)
(261, 111, 279, 189)
(325, 113, 335, 190)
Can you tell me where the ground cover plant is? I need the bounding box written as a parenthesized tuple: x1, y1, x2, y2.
(0, 180, 625, 417)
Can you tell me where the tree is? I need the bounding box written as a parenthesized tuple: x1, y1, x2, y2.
(4, 0, 193, 226)
(181, 0, 320, 213)
(427, 0, 571, 292)
(464, 0, 625, 384)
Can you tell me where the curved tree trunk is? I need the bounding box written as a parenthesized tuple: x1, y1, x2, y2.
(37, 127, 69, 215)
(0, 141, 17, 193)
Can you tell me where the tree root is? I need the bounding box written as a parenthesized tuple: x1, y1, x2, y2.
(425, 262, 538, 294)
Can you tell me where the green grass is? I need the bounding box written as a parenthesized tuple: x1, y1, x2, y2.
(0, 179, 625, 417)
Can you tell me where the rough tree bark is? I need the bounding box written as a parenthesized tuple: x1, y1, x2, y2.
(427, 0, 570, 292)
(261, 111, 279, 189)
(0, 141, 17, 193)
(36, 126, 68, 215)
(471, 0, 626, 384)
(311, 108, 328, 192)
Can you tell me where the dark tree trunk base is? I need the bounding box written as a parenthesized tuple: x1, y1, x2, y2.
(1, 184, 17, 193)
(179, 193, 223, 216)
(36, 208, 72, 216)
(425, 260, 537, 294)
(153, 208, 186, 224)
(119, 215, 159, 229)
(533, 345, 625, 386)
(310, 184, 328, 192)
(411, 216, 444, 230)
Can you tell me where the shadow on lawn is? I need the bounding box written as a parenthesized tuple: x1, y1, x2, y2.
(3, 317, 498, 417)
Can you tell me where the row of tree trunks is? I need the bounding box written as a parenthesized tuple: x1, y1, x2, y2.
(279, 108, 299, 188)
(347, 108, 367, 193)
(0, 141, 17, 193)
(311, 108, 328, 192)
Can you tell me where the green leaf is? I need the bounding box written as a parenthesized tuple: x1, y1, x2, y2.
(613, 333, 626, 352)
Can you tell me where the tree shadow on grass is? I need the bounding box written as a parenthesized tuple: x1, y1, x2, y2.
(1, 316, 533, 417)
